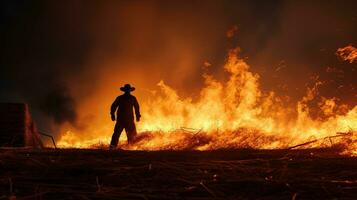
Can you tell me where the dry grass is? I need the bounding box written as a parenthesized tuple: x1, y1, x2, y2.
(0, 147, 357, 199)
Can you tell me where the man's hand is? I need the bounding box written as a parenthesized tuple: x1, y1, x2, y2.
(136, 116, 140, 122)
(111, 114, 115, 121)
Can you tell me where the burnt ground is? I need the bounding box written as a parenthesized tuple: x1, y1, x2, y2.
(0, 148, 356, 200)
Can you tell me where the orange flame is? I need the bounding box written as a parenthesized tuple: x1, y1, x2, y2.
(57, 47, 357, 154)
(336, 45, 357, 63)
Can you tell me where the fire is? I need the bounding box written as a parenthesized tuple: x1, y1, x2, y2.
(57, 46, 357, 154)
(336, 45, 357, 63)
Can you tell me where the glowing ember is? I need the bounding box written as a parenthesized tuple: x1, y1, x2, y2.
(336, 45, 357, 63)
(57, 47, 357, 154)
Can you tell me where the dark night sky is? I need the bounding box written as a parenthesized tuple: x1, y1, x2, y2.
(0, 0, 356, 132)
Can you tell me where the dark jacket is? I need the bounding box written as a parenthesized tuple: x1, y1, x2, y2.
(110, 93, 140, 123)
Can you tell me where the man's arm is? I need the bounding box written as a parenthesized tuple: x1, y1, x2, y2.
(133, 97, 141, 121)
(110, 97, 119, 121)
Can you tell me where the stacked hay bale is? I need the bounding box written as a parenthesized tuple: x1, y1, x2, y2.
(0, 103, 43, 148)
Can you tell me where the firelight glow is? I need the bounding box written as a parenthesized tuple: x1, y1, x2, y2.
(57, 46, 357, 154)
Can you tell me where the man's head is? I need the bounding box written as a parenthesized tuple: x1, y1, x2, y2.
(120, 83, 135, 93)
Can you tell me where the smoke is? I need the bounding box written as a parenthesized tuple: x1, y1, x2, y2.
(246, 1, 357, 102)
(1, 0, 357, 135)
(38, 85, 77, 124)
(0, 1, 90, 129)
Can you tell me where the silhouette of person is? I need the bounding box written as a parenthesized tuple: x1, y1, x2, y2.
(110, 84, 141, 149)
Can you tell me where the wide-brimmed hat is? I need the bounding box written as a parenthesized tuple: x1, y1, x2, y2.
(120, 84, 135, 92)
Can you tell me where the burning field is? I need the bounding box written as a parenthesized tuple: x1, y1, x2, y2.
(57, 47, 357, 155)
(1, 1, 357, 199)
(0, 1, 356, 153)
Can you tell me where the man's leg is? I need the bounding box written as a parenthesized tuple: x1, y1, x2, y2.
(110, 122, 124, 148)
(125, 122, 137, 144)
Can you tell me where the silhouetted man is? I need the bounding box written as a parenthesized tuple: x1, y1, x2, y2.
(110, 84, 141, 149)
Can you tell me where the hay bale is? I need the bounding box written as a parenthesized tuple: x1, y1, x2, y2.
(0, 103, 43, 148)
